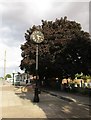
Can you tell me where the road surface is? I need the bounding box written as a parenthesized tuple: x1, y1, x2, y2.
(0, 81, 91, 119)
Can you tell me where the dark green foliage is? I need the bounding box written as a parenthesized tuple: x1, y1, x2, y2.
(20, 16, 91, 79)
(5, 74, 12, 80)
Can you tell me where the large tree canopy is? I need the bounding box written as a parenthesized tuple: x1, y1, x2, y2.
(20, 16, 91, 79)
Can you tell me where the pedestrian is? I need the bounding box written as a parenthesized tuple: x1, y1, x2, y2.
(26, 79, 28, 84)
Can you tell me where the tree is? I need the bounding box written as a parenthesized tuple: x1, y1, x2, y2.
(75, 72, 83, 79)
(5, 74, 12, 80)
(20, 16, 91, 81)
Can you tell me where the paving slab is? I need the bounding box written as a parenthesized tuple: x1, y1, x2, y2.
(1, 84, 47, 118)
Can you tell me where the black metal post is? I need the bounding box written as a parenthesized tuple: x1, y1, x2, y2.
(12, 73, 14, 85)
(33, 44, 39, 102)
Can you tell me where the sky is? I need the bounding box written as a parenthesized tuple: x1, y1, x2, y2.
(0, 0, 90, 77)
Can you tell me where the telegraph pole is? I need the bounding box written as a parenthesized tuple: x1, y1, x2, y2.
(4, 50, 6, 81)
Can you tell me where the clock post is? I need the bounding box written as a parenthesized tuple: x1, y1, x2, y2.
(30, 30, 44, 102)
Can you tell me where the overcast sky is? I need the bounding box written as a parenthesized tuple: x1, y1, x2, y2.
(0, 0, 90, 77)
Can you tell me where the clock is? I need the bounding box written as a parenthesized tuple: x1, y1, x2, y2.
(30, 30, 44, 43)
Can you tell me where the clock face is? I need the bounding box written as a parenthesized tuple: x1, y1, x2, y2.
(30, 30, 44, 43)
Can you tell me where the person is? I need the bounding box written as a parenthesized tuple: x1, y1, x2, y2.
(30, 79, 31, 83)
(26, 79, 28, 84)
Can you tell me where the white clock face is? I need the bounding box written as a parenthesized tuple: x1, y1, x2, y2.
(30, 30, 44, 43)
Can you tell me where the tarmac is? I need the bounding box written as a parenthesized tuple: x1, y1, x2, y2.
(42, 89, 91, 106)
(0, 81, 91, 119)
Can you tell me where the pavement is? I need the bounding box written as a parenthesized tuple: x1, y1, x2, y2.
(0, 80, 91, 119)
(1, 81, 47, 118)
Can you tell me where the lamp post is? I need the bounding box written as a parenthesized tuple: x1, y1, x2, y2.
(30, 30, 44, 102)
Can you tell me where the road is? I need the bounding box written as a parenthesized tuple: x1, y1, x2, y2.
(0, 81, 91, 119)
